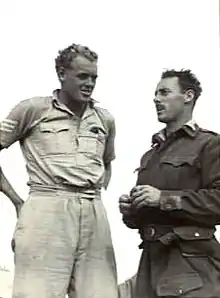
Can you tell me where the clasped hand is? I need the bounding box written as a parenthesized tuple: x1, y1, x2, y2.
(119, 185, 161, 214)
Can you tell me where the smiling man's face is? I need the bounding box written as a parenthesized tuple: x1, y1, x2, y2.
(61, 55, 98, 103)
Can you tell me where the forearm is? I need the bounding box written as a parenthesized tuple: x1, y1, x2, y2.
(158, 136, 220, 222)
(103, 162, 112, 190)
(159, 188, 220, 219)
(0, 168, 23, 206)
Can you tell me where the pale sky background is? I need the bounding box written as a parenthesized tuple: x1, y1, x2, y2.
(0, 0, 219, 295)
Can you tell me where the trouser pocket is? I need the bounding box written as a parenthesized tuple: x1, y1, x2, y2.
(156, 247, 203, 297)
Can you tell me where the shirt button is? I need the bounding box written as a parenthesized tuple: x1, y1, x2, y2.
(147, 227, 156, 237)
(176, 288, 183, 294)
(194, 232, 200, 237)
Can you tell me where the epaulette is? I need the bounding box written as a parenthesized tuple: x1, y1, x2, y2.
(199, 128, 219, 136)
(134, 149, 153, 173)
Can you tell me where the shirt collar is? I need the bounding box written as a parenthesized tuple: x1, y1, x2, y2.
(52, 89, 98, 107)
(52, 89, 98, 116)
(152, 119, 199, 146)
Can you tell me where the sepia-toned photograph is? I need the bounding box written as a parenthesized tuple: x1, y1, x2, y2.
(0, 0, 219, 297)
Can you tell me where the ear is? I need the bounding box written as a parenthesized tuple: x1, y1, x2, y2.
(184, 89, 195, 103)
(57, 67, 66, 82)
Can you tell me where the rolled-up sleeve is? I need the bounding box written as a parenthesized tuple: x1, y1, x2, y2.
(103, 116, 116, 164)
(0, 97, 46, 149)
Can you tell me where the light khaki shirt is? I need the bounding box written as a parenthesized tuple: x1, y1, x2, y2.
(0, 91, 116, 189)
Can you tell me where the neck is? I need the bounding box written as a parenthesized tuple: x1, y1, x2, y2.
(165, 113, 192, 136)
(59, 90, 87, 117)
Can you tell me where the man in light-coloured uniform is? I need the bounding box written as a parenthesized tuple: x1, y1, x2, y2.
(0, 43, 118, 298)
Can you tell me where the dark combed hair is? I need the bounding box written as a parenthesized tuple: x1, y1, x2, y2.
(55, 43, 98, 75)
(161, 69, 202, 102)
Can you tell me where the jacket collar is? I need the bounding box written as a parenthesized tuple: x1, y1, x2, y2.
(152, 120, 199, 146)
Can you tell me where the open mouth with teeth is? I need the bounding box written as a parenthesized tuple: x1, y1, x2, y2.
(80, 88, 93, 97)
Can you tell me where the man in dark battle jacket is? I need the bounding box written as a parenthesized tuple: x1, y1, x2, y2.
(119, 69, 220, 298)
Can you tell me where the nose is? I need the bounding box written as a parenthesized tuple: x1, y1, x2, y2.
(86, 76, 95, 87)
(153, 96, 161, 104)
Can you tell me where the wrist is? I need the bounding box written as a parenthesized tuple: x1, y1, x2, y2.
(159, 191, 182, 211)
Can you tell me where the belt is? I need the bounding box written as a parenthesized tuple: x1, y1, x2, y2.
(29, 184, 101, 194)
(140, 225, 174, 242)
(139, 224, 215, 248)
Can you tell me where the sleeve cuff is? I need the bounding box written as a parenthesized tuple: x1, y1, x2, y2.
(122, 214, 139, 229)
(160, 191, 182, 211)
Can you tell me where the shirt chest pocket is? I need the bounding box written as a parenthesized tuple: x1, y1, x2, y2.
(160, 155, 201, 189)
(78, 127, 106, 158)
(37, 122, 73, 155)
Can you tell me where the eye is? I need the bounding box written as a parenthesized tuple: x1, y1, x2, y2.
(77, 73, 97, 82)
(160, 89, 170, 96)
(77, 73, 89, 80)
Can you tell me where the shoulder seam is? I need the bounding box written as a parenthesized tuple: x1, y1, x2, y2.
(199, 127, 219, 136)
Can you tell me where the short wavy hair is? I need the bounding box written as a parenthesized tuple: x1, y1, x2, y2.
(161, 69, 202, 103)
(55, 43, 98, 76)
